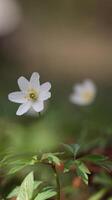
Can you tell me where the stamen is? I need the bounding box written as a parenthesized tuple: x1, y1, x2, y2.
(29, 92, 37, 100)
(26, 89, 38, 101)
(82, 91, 93, 101)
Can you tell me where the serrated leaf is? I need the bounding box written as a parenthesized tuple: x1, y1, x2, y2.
(75, 160, 91, 185)
(34, 189, 56, 200)
(63, 143, 80, 158)
(7, 181, 42, 199)
(82, 154, 112, 172)
(7, 187, 20, 198)
(71, 144, 80, 157)
(1, 154, 38, 175)
(83, 154, 108, 163)
(42, 153, 61, 165)
(62, 144, 74, 154)
(7, 159, 30, 175)
(17, 171, 34, 200)
(8, 164, 26, 175)
(100, 160, 112, 172)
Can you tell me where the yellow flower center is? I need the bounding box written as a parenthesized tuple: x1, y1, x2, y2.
(29, 92, 37, 100)
(26, 89, 38, 101)
(82, 91, 94, 101)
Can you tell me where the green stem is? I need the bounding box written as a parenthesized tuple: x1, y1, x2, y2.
(52, 165, 61, 200)
(40, 162, 61, 200)
(38, 112, 41, 117)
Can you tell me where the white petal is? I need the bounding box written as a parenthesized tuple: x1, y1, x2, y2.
(73, 84, 84, 94)
(16, 102, 31, 116)
(39, 91, 51, 101)
(18, 76, 29, 91)
(70, 94, 87, 106)
(40, 82, 51, 92)
(32, 101, 44, 112)
(84, 79, 96, 92)
(8, 92, 26, 103)
(30, 72, 40, 89)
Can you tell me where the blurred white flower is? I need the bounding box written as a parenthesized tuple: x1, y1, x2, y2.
(70, 79, 96, 106)
(0, 0, 21, 35)
(8, 72, 51, 116)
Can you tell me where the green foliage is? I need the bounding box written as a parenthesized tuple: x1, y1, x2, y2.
(63, 143, 92, 184)
(7, 172, 34, 199)
(82, 154, 112, 172)
(8, 161, 28, 175)
(16, 171, 34, 200)
(93, 172, 112, 187)
(63, 143, 80, 158)
(34, 181, 43, 190)
(41, 153, 61, 165)
(0, 153, 39, 175)
(34, 187, 57, 200)
(83, 154, 108, 162)
(7, 187, 19, 198)
(75, 160, 91, 185)
(88, 189, 108, 200)
(1, 143, 112, 199)
(7, 172, 56, 200)
(64, 160, 75, 172)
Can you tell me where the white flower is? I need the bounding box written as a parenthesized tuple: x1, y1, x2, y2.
(8, 72, 51, 116)
(70, 79, 96, 106)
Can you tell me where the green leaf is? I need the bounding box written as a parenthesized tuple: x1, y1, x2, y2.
(88, 189, 107, 200)
(1, 154, 38, 175)
(8, 164, 26, 174)
(63, 143, 80, 158)
(7, 181, 42, 199)
(41, 153, 61, 165)
(64, 160, 75, 173)
(5, 159, 29, 175)
(100, 160, 112, 172)
(72, 144, 80, 157)
(34, 181, 42, 190)
(83, 154, 108, 163)
(82, 154, 112, 172)
(75, 160, 91, 185)
(34, 188, 57, 200)
(7, 187, 20, 198)
(17, 171, 34, 200)
(93, 172, 112, 186)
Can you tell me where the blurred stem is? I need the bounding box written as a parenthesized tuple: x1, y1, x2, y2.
(52, 165, 61, 200)
(40, 162, 61, 200)
(39, 112, 41, 117)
